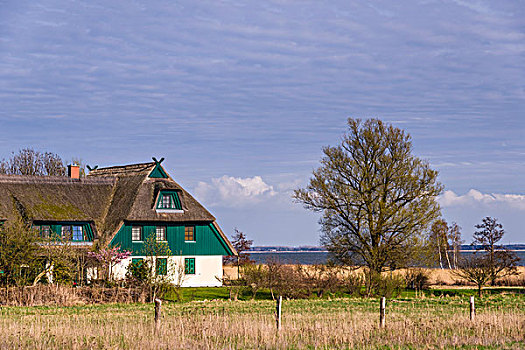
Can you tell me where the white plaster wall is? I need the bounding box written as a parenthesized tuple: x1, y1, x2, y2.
(112, 256, 224, 287)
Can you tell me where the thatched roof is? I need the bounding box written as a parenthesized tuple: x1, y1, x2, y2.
(0, 161, 229, 250)
(0, 175, 114, 227)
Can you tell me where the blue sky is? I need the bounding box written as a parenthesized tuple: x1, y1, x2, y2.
(1, 1, 524, 245)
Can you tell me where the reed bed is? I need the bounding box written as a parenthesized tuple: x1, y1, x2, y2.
(0, 295, 523, 349)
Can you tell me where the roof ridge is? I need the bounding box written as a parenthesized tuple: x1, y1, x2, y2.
(0, 175, 115, 184)
(87, 162, 156, 178)
(93, 162, 155, 171)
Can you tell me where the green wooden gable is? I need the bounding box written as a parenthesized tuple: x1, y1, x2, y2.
(149, 157, 168, 178)
(110, 222, 234, 256)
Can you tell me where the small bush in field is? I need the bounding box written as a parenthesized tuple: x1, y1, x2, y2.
(273, 265, 310, 299)
(342, 273, 364, 296)
(53, 260, 75, 285)
(404, 268, 431, 290)
(126, 259, 149, 284)
(493, 274, 525, 287)
(365, 269, 405, 298)
(242, 263, 267, 299)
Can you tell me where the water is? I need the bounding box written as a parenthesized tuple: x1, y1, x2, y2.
(249, 250, 525, 266)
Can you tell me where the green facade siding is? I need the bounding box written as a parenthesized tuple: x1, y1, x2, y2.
(110, 222, 233, 256)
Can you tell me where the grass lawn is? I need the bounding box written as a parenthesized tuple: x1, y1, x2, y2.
(0, 289, 523, 349)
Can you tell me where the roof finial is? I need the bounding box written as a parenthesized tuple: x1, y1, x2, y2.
(87, 165, 98, 172)
(152, 157, 164, 164)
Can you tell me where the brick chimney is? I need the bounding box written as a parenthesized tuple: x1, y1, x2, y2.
(68, 164, 80, 179)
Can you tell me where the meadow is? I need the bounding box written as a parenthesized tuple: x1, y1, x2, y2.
(0, 289, 523, 349)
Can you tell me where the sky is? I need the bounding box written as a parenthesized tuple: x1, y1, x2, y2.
(1, 1, 524, 245)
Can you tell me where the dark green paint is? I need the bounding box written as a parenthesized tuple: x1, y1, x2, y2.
(131, 258, 143, 266)
(149, 164, 168, 178)
(110, 222, 233, 256)
(185, 258, 195, 274)
(156, 258, 167, 275)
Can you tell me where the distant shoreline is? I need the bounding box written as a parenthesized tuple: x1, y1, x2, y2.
(249, 250, 328, 254)
(249, 249, 525, 253)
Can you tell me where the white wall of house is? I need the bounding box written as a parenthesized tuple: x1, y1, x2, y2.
(112, 255, 224, 287)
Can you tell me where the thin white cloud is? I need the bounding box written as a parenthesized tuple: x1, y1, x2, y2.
(194, 175, 277, 207)
(440, 189, 525, 211)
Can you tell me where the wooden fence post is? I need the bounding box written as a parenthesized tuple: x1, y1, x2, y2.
(379, 297, 386, 328)
(469, 296, 475, 321)
(276, 295, 282, 331)
(154, 298, 162, 333)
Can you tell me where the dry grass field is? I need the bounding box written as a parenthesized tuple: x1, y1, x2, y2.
(224, 266, 525, 286)
(0, 293, 523, 349)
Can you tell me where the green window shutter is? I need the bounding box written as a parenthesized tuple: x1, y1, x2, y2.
(185, 258, 195, 275)
(83, 224, 94, 241)
(156, 258, 167, 275)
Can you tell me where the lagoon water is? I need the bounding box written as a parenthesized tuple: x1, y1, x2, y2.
(249, 250, 525, 266)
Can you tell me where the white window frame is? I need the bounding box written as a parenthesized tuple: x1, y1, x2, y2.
(184, 226, 196, 242)
(61, 225, 72, 240)
(156, 226, 167, 241)
(71, 225, 83, 241)
(131, 226, 142, 242)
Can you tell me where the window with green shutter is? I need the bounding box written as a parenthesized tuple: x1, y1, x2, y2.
(185, 258, 195, 275)
(156, 258, 167, 275)
(131, 258, 143, 266)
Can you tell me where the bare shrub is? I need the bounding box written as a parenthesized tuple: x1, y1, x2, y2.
(299, 264, 344, 298)
(0, 285, 149, 306)
(242, 264, 267, 300)
(404, 268, 431, 290)
(364, 269, 405, 298)
(341, 273, 364, 296)
(493, 274, 525, 287)
(271, 264, 309, 299)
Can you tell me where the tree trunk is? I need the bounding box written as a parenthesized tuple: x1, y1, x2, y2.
(437, 241, 443, 269)
(445, 250, 452, 270)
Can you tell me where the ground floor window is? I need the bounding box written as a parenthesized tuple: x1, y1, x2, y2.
(185, 258, 195, 275)
(131, 258, 143, 266)
(156, 258, 167, 275)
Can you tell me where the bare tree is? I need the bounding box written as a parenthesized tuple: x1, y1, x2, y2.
(472, 217, 519, 285)
(0, 148, 66, 176)
(224, 228, 253, 279)
(0, 219, 41, 286)
(141, 232, 172, 300)
(452, 254, 492, 298)
(429, 219, 449, 269)
(448, 222, 462, 269)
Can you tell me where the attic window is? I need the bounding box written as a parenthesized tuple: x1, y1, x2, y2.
(156, 191, 182, 211)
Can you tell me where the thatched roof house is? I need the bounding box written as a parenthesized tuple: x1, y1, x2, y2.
(0, 159, 235, 287)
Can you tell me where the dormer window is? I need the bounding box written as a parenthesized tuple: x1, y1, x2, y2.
(156, 191, 183, 212)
